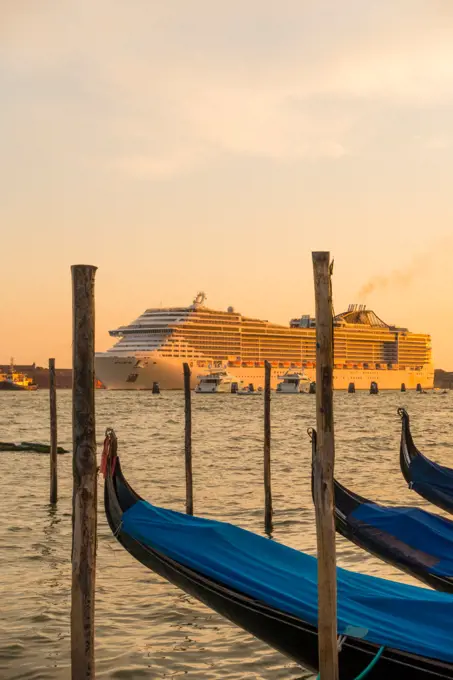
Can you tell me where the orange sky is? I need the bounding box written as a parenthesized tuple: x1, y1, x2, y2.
(1, 1, 453, 369)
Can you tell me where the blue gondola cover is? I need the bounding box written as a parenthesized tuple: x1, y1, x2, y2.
(350, 502, 453, 577)
(410, 455, 453, 497)
(122, 499, 453, 664)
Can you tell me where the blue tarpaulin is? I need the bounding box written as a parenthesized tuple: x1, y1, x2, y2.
(351, 502, 453, 577)
(122, 499, 453, 664)
(410, 454, 453, 500)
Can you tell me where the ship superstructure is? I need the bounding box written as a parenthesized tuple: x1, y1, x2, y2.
(95, 296, 433, 390)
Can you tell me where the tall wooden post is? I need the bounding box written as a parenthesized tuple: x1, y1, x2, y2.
(49, 358, 58, 504)
(71, 264, 97, 680)
(312, 252, 338, 680)
(183, 363, 193, 515)
(264, 360, 273, 535)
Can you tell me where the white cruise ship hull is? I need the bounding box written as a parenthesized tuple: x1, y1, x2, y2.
(95, 353, 434, 391)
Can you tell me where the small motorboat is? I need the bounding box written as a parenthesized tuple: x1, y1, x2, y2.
(194, 370, 240, 394)
(399, 408, 453, 515)
(276, 371, 311, 394)
(103, 431, 453, 679)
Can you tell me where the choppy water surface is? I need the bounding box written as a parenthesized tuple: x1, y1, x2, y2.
(1, 390, 452, 679)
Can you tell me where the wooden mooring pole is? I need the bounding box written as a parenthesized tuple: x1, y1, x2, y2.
(183, 363, 193, 515)
(71, 264, 97, 680)
(312, 252, 339, 680)
(49, 358, 58, 504)
(264, 360, 273, 535)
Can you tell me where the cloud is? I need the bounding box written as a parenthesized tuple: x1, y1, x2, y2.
(2, 0, 453, 177)
(418, 135, 451, 150)
(109, 146, 211, 179)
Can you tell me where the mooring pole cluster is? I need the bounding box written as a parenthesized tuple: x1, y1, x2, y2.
(66, 257, 339, 679)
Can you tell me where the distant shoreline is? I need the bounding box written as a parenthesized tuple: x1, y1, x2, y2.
(2, 364, 452, 390)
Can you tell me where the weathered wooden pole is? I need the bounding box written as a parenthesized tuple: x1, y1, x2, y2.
(183, 363, 193, 515)
(49, 357, 58, 504)
(264, 360, 273, 535)
(71, 264, 97, 680)
(312, 252, 339, 680)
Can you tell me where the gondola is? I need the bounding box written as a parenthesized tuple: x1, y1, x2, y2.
(399, 408, 453, 514)
(332, 466, 453, 593)
(307, 427, 453, 593)
(104, 431, 453, 679)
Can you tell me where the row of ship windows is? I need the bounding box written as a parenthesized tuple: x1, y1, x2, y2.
(115, 344, 428, 358)
(118, 319, 429, 336)
(118, 344, 427, 361)
(116, 339, 428, 355)
(116, 344, 428, 360)
(111, 349, 427, 369)
(175, 337, 428, 348)
(135, 313, 428, 336)
(117, 332, 430, 352)
(118, 346, 429, 365)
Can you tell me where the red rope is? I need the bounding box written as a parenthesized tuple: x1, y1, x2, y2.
(100, 436, 110, 478)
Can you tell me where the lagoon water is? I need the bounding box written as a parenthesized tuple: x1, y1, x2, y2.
(1, 390, 452, 679)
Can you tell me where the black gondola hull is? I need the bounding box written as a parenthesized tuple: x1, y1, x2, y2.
(334, 480, 453, 593)
(105, 454, 453, 679)
(400, 408, 453, 515)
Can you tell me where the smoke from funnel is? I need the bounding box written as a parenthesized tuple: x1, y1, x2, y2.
(358, 253, 425, 299)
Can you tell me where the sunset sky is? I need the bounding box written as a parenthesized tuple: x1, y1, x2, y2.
(1, 1, 453, 369)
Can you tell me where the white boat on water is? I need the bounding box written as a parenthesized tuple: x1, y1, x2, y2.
(276, 371, 311, 394)
(194, 370, 240, 394)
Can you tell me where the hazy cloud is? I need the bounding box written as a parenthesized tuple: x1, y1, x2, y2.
(2, 0, 453, 176)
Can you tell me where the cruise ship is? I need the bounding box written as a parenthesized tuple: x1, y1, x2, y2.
(95, 293, 434, 390)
